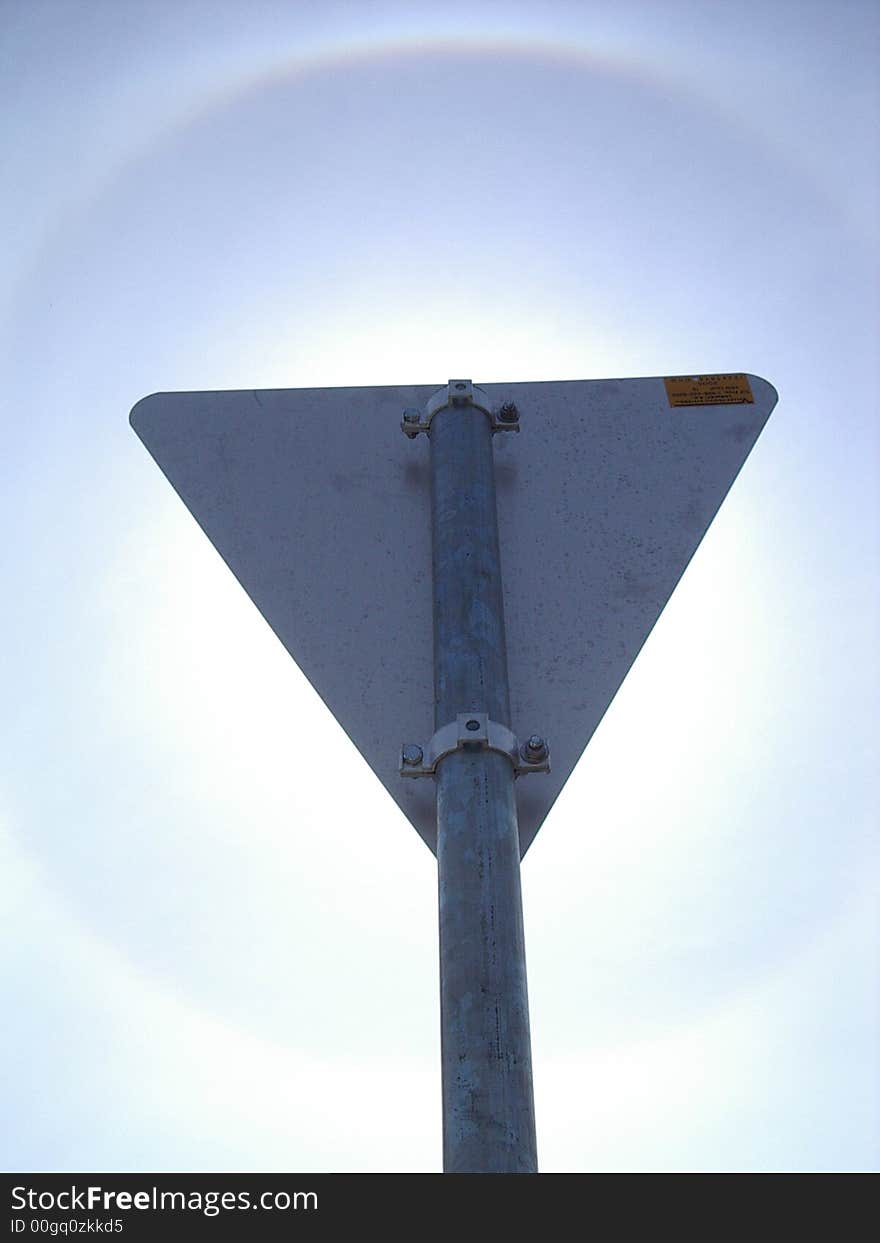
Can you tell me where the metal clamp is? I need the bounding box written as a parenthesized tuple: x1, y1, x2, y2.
(402, 380, 520, 438)
(400, 712, 549, 777)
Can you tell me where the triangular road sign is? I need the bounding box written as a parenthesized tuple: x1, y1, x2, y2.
(131, 374, 776, 855)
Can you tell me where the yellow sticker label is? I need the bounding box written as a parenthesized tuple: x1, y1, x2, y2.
(664, 374, 754, 407)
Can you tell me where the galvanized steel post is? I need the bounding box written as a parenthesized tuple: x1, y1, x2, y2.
(429, 394, 538, 1173)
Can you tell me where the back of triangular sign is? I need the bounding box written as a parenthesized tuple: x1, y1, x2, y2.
(131, 373, 777, 854)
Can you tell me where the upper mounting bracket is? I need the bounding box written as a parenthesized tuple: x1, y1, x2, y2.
(401, 379, 521, 438)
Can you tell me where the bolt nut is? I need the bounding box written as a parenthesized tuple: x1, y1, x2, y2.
(402, 409, 423, 439)
(498, 401, 518, 423)
(402, 744, 424, 767)
(521, 734, 548, 763)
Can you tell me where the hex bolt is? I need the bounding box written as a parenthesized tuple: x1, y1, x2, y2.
(402, 410, 423, 439)
(499, 401, 518, 423)
(450, 382, 471, 408)
(402, 743, 424, 766)
(521, 734, 547, 763)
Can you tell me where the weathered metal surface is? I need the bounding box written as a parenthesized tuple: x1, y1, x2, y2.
(130, 375, 777, 855)
(437, 749, 537, 1172)
(429, 401, 537, 1172)
(431, 401, 512, 729)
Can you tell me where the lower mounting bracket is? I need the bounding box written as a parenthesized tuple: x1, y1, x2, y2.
(400, 712, 550, 778)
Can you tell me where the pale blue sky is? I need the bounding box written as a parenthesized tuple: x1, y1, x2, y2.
(2, 0, 878, 1171)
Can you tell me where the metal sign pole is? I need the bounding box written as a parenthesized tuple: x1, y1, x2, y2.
(425, 384, 538, 1173)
